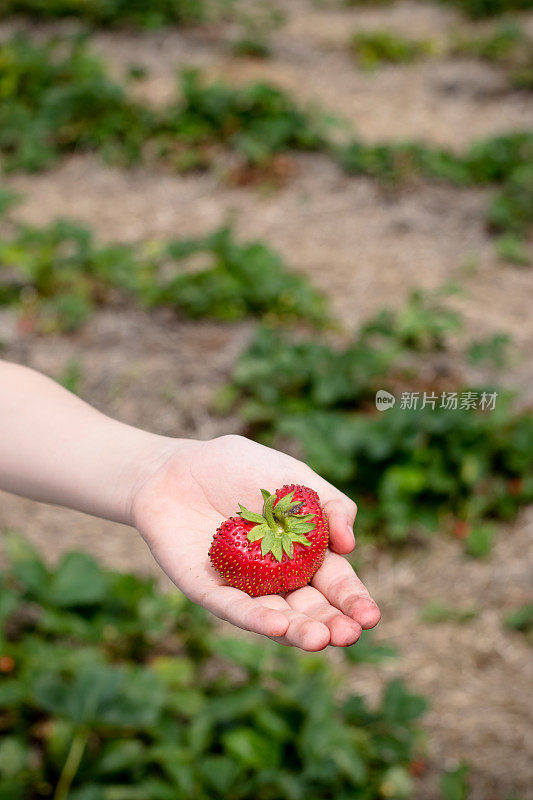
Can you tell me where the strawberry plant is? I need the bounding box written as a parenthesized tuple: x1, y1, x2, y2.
(437, 0, 533, 18)
(338, 132, 533, 262)
(0, 533, 427, 799)
(504, 603, 533, 643)
(0, 35, 327, 174)
(0, 0, 227, 28)
(350, 30, 434, 69)
(344, 0, 533, 17)
(451, 22, 533, 90)
(0, 35, 155, 173)
(157, 68, 327, 168)
(221, 292, 533, 541)
(0, 219, 327, 331)
(338, 131, 533, 186)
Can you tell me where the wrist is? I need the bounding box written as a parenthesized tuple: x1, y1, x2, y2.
(117, 432, 194, 528)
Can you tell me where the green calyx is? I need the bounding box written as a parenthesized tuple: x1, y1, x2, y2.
(238, 488, 316, 562)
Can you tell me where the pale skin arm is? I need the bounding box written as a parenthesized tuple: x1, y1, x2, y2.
(0, 360, 380, 651)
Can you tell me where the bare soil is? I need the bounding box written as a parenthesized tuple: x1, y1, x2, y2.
(1, 2, 532, 797)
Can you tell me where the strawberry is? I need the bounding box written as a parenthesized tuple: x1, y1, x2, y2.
(209, 484, 329, 597)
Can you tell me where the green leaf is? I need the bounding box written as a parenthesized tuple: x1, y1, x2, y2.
(273, 491, 296, 513)
(380, 766, 413, 799)
(210, 637, 269, 671)
(222, 728, 281, 770)
(282, 535, 294, 558)
(48, 551, 107, 607)
(248, 523, 269, 543)
(464, 524, 496, 558)
(3, 532, 49, 598)
(420, 601, 478, 624)
(68, 788, 105, 800)
(289, 522, 316, 535)
(294, 513, 316, 522)
(439, 763, 469, 800)
(0, 738, 29, 779)
(382, 679, 428, 723)
(261, 531, 275, 556)
(150, 657, 194, 688)
(95, 740, 145, 777)
(198, 756, 241, 793)
(290, 534, 312, 547)
(504, 603, 533, 633)
(238, 505, 266, 524)
(271, 539, 284, 562)
(344, 630, 397, 664)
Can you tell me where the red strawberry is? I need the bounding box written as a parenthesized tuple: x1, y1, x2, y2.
(209, 484, 329, 597)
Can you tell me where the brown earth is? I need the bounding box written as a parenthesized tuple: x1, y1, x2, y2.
(1, 1, 532, 798)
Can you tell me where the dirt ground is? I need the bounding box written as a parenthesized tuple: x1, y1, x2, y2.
(1, 1, 532, 798)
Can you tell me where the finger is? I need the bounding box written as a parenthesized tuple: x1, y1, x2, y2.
(322, 497, 357, 555)
(261, 596, 331, 651)
(312, 551, 381, 629)
(286, 586, 362, 647)
(200, 585, 290, 638)
(287, 466, 357, 554)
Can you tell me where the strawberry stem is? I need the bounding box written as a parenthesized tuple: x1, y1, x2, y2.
(238, 488, 316, 562)
(262, 491, 286, 534)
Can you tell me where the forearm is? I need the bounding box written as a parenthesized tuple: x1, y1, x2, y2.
(0, 360, 177, 525)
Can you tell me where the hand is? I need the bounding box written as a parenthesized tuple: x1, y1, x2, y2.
(131, 435, 380, 651)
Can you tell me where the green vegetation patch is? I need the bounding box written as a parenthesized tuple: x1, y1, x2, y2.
(221, 289, 533, 542)
(0, 35, 326, 174)
(0, 219, 328, 332)
(0, 0, 224, 28)
(343, 0, 533, 17)
(337, 132, 533, 260)
(451, 22, 533, 90)
(0, 533, 427, 800)
(350, 30, 434, 69)
(0, 35, 154, 173)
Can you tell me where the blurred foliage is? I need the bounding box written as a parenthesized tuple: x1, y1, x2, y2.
(57, 358, 83, 394)
(0, 219, 327, 332)
(463, 522, 497, 558)
(0, 34, 530, 261)
(158, 67, 327, 169)
(451, 22, 533, 90)
(338, 131, 533, 186)
(338, 132, 533, 261)
(0, 185, 21, 215)
(350, 30, 434, 69)
(343, 0, 533, 17)
(0, 0, 234, 28)
(347, 22, 532, 89)
(221, 289, 533, 541)
(419, 601, 478, 624)
(487, 163, 533, 239)
(437, 0, 533, 18)
(439, 763, 470, 800)
(504, 603, 533, 642)
(467, 332, 511, 369)
(0, 534, 427, 800)
(0, 34, 154, 172)
(0, 35, 326, 173)
(495, 234, 531, 266)
(343, 630, 398, 663)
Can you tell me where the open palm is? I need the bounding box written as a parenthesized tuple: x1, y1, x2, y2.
(132, 435, 380, 651)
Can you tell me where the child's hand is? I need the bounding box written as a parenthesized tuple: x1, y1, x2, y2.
(132, 435, 380, 651)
